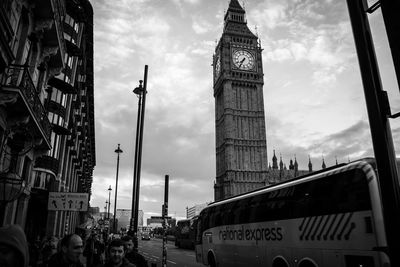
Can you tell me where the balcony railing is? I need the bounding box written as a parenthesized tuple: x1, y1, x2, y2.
(1, 65, 51, 147)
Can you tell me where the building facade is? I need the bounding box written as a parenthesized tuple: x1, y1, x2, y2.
(147, 216, 176, 228)
(115, 209, 131, 231)
(186, 203, 208, 219)
(115, 209, 143, 231)
(0, 0, 95, 243)
(212, 0, 318, 201)
(213, 0, 268, 201)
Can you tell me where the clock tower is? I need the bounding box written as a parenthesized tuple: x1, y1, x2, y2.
(213, 0, 268, 201)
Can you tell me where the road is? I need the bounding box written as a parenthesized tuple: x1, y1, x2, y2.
(138, 238, 204, 267)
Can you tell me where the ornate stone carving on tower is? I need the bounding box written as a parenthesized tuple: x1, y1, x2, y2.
(213, 0, 268, 201)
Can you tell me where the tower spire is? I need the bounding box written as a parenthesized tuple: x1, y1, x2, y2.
(228, 0, 245, 11)
(224, 0, 247, 26)
(272, 149, 278, 169)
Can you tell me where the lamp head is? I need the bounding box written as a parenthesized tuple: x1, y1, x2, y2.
(133, 80, 144, 95)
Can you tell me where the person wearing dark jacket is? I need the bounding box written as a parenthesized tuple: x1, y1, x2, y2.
(100, 239, 136, 267)
(46, 234, 84, 267)
(0, 224, 30, 267)
(121, 236, 147, 267)
(84, 232, 105, 266)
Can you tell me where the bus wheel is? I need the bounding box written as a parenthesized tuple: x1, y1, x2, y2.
(208, 253, 216, 267)
(272, 257, 289, 267)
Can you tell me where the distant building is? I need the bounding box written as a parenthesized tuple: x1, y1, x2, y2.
(187, 203, 208, 219)
(147, 216, 176, 228)
(89, 207, 100, 215)
(116, 209, 131, 230)
(115, 209, 143, 230)
(138, 210, 143, 227)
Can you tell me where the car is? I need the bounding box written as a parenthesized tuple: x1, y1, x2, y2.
(141, 232, 150, 240)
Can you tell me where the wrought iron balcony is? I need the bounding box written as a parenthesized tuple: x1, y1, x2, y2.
(34, 155, 60, 177)
(0, 65, 51, 149)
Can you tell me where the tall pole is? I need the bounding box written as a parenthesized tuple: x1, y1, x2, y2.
(130, 65, 148, 249)
(133, 65, 148, 239)
(107, 185, 112, 220)
(104, 203, 107, 220)
(130, 84, 142, 234)
(346, 0, 400, 265)
(162, 175, 169, 267)
(113, 144, 123, 233)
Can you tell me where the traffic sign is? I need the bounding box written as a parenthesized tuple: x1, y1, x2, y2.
(48, 192, 89, 211)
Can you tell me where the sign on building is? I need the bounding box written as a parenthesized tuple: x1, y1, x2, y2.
(48, 192, 89, 211)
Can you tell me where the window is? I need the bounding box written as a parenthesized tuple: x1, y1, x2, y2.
(49, 132, 61, 159)
(21, 156, 31, 183)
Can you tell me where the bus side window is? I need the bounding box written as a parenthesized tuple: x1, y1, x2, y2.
(215, 205, 223, 227)
(293, 183, 313, 218)
(195, 217, 202, 244)
(232, 200, 241, 225)
(224, 202, 235, 225)
(250, 194, 263, 222)
(239, 197, 254, 224)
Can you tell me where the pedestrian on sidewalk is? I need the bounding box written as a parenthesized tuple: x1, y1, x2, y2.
(0, 224, 30, 267)
(46, 234, 84, 267)
(121, 236, 147, 267)
(99, 239, 136, 267)
(41, 236, 59, 266)
(84, 232, 105, 266)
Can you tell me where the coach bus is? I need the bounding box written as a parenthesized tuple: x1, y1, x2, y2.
(195, 158, 390, 267)
(175, 216, 198, 249)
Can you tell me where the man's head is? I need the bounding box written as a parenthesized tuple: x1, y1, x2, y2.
(60, 234, 83, 263)
(91, 232, 99, 241)
(0, 224, 29, 267)
(108, 239, 126, 265)
(121, 235, 134, 253)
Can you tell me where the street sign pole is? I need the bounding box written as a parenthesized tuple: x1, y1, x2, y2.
(162, 175, 169, 267)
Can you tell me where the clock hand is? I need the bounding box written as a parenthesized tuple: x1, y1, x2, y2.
(238, 58, 246, 68)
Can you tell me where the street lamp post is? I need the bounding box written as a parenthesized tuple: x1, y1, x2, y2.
(104, 201, 108, 220)
(107, 185, 112, 220)
(130, 65, 148, 247)
(113, 144, 123, 233)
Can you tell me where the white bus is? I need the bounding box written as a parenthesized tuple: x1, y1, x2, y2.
(195, 158, 390, 267)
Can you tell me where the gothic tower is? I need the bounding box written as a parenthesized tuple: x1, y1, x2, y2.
(213, 0, 268, 201)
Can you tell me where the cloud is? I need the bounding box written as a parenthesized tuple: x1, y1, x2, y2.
(251, 2, 288, 30)
(192, 18, 213, 34)
(267, 119, 373, 171)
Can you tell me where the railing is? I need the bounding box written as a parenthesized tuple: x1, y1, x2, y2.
(0, 65, 51, 146)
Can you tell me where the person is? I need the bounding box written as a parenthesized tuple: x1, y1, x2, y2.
(46, 234, 84, 267)
(121, 236, 147, 267)
(0, 224, 30, 267)
(100, 239, 136, 267)
(41, 236, 59, 266)
(29, 236, 42, 267)
(84, 232, 105, 267)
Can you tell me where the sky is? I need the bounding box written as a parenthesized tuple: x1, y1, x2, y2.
(90, 0, 400, 223)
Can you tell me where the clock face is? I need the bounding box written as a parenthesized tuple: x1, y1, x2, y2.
(232, 50, 255, 70)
